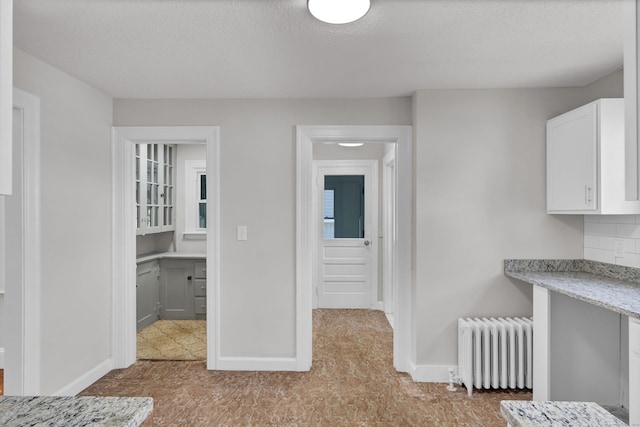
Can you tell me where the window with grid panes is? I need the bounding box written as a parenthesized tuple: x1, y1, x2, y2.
(136, 143, 176, 234)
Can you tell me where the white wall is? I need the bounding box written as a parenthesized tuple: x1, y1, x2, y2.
(13, 49, 113, 394)
(412, 88, 589, 370)
(584, 215, 640, 267)
(114, 98, 412, 358)
(136, 232, 174, 256)
(175, 143, 207, 253)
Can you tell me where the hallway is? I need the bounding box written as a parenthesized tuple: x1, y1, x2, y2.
(80, 309, 531, 425)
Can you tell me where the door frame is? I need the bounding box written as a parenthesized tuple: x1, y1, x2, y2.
(111, 126, 220, 370)
(313, 159, 379, 309)
(382, 149, 396, 320)
(296, 125, 412, 373)
(4, 88, 41, 395)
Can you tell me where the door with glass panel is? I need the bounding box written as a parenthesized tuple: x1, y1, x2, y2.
(315, 160, 378, 309)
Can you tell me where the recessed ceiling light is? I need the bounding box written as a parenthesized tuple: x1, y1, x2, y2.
(308, 0, 371, 25)
(338, 142, 365, 147)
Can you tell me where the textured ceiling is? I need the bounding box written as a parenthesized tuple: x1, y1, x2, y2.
(13, 0, 624, 99)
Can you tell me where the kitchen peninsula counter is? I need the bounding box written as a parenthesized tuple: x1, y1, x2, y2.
(505, 258, 639, 425)
(504, 259, 640, 319)
(0, 396, 153, 427)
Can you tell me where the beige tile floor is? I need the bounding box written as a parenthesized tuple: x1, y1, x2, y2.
(81, 309, 531, 426)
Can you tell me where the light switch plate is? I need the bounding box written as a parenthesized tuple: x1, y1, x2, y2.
(237, 225, 247, 241)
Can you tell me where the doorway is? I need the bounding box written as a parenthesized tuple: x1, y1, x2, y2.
(2, 88, 41, 395)
(112, 126, 220, 370)
(296, 125, 413, 373)
(314, 160, 378, 309)
(134, 142, 208, 361)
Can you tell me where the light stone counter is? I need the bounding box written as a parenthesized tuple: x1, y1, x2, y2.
(0, 396, 153, 427)
(504, 259, 640, 319)
(500, 400, 627, 426)
(136, 251, 206, 264)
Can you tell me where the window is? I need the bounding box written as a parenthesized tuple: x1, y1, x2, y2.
(323, 189, 335, 239)
(184, 160, 207, 239)
(198, 171, 206, 229)
(323, 175, 365, 239)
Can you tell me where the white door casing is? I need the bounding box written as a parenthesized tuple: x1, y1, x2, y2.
(4, 88, 41, 395)
(297, 125, 413, 373)
(382, 149, 396, 321)
(112, 126, 219, 370)
(314, 160, 378, 309)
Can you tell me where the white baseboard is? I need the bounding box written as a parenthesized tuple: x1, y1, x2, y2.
(53, 358, 113, 396)
(0, 348, 4, 369)
(217, 357, 299, 371)
(410, 362, 458, 383)
(375, 301, 384, 311)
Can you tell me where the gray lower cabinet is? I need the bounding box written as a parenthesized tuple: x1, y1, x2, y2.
(136, 260, 160, 331)
(160, 259, 195, 320)
(159, 258, 207, 320)
(194, 261, 207, 319)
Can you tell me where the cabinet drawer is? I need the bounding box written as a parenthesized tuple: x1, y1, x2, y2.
(195, 279, 206, 297)
(195, 297, 206, 315)
(195, 262, 207, 279)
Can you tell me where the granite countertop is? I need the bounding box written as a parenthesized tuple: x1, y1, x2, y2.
(0, 396, 153, 427)
(504, 259, 640, 319)
(500, 400, 626, 426)
(136, 251, 206, 263)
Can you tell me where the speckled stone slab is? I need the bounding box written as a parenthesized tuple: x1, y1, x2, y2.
(0, 396, 153, 427)
(505, 259, 640, 284)
(504, 259, 640, 319)
(500, 400, 627, 426)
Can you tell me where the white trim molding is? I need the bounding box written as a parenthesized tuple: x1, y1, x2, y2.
(112, 126, 220, 370)
(217, 357, 298, 372)
(5, 88, 41, 395)
(53, 359, 113, 396)
(296, 125, 413, 373)
(0, 0, 13, 195)
(410, 363, 458, 383)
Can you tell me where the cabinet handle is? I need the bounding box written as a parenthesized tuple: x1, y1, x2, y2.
(584, 185, 593, 204)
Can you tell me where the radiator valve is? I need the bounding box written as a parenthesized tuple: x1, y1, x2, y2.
(447, 368, 457, 392)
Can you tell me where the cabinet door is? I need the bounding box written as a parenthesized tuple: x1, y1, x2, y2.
(547, 103, 598, 212)
(630, 317, 640, 427)
(136, 143, 176, 234)
(160, 260, 195, 320)
(136, 261, 160, 331)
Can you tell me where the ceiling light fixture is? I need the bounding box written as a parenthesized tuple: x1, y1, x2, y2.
(308, 0, 371, 24)
(338, 142, 365, 147)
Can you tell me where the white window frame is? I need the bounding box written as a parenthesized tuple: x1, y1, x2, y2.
(184, 159, 207, 240)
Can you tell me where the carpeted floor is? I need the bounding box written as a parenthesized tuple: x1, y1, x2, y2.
(137, 320, 206, 361)
(81, 309, 531, 426)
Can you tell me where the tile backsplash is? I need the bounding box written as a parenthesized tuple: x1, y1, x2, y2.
(584, 215, 640, 268)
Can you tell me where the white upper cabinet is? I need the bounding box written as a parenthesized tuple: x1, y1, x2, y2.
(136, 143, 176, 234)
(547, 99, 640, 215)
(625, 0, 640, 202)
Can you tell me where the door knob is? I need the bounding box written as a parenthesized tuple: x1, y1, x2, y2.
(364, 240, 370, 246)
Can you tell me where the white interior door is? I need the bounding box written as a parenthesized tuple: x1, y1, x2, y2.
(315, 160, 378, 309)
